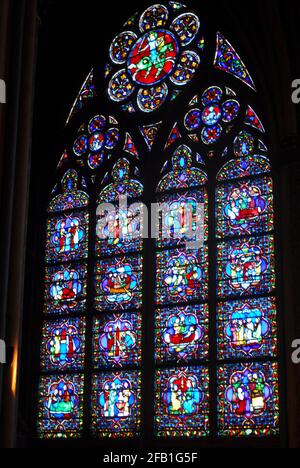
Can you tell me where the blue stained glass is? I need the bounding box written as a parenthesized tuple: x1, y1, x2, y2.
(37, 375, 84, 439)
(184, 109, 202, 131)
(98, 159, 143, 203)
(216, 176, 274, 238)
(95, 255, 143, 311)
(156, 305, 209, 363)
(157, 145, 208, 192)
(217, 236, 276, 298)
(48, 170, 89, 213)
(88, 115, 106, 133)
(89, 132, 105, 152)
(202, 105, 222, 126)
(156, 248, 209, 306)
(96, 202, 144, 257)
(217, 156, 271, 182)
(214, 33, 256, 90)
(218, 362, 279, 437)
(155, 367, 210, 437)
(91, 371, 141, 438)
(44, 263, 87, 315)
(41, 318, 86, 371)
(93, 313, 142, 368)
(202, 86, 223, 105)
(217, 297, 278, 359)
(156, 189, 208, 249)
(46, 211, 89, 263)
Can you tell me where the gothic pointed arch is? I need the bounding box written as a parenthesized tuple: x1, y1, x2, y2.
(35, 1, 282, 444)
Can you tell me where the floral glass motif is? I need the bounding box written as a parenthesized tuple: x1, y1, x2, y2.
(214, 33, 256, 90)
(95, 256, 142, 311)
(218, 236, 276, 298)
(73, 114, 120, 170)
(106, 3, 203, 113)
(155, 367, 209, 437)
(46, 211, 89, 263)
(156, 248, 208, 305)
(44, 263, 87, 315)
(93, 313, 142, 368)
(218, 363, 279, 436)
(216, 176, 274, 237)
(183, 86, 240, 145)
(156, 305, 209, 363)
(217, 297, 277, 360)
(41, 318, 86, 371)
(91, 372, 141, 438)
(37, 375, 84, 439)
(48, 170, 89, 213)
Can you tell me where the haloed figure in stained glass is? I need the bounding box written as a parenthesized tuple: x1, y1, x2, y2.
(163, 311, 204, 360)
(100, 377, 135, 419)
(46, 380, 79, 421)
(100, 318, 137, 366)
(224, 184, 267, 233)
(51, 217, 84, 255)
(102, 264, 138, 305)
(46, 323, 81, 368)
(226, 368, 271, 419)
(163, 372, 203, 416)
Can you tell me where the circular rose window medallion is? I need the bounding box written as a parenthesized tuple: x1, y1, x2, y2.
(127, 29, 179, 86)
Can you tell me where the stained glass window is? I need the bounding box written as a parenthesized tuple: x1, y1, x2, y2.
(155, 144, 210, 437)
(216, 116, 279, 436)
(41, 318, 86, 371)
(37, 1, 281, 445)
(92, 157, 144, 438)
(93, 313, 142, 368)
(156, 305, 209, 364)
(37, 374, 84, 439)
(91, 372, 141, 438)
(38, 170, 89, 439)
(218, 362, 279, 436)
(105, 4, 204, 113)
(155, 367, 210, 437)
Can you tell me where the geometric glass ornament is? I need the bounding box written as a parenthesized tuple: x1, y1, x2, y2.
(214, 33, 256, 91)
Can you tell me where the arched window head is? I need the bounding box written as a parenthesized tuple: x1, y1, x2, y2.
(36, 2, 281, 444)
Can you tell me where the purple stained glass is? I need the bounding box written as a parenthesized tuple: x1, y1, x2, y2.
(217, 297, 278, 359)
(218, 362, 279, 436)
(93, 313, 142, 368)
(95, 255, 143, 311)
(91, 371, 141, 438)
(155, 305, 209, 364)
(217, 236, 276, 298)
(155, 367, 210, 437)
(156, 248, 209, 306)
